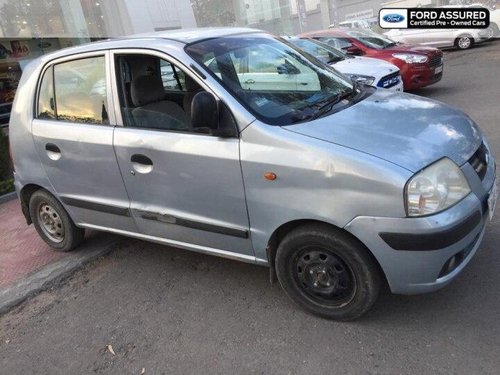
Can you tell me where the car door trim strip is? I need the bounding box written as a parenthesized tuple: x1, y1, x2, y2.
(138, 210, 249, 239)
(61, 197, 131, 217)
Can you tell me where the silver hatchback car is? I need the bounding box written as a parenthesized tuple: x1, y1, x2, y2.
(9, 28, 496, 320)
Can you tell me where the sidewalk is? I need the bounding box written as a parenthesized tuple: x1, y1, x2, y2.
(0, 197, 118, 313)
(0, 198, 66, 289)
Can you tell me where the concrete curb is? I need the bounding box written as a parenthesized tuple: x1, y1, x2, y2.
(0, 192, 17, 204)
(0, 236, 118, 315)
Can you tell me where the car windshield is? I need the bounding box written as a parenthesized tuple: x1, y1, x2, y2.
(185, 34, 354, 126)
(345, 30, 397, 49)
(290, 39, 346, 64)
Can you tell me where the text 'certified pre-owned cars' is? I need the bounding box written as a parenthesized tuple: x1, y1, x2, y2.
(10, 28, 496, 320)
(300, 28, 444, 91)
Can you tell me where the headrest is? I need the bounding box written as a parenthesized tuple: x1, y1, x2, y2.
(130, 75, 165, 107)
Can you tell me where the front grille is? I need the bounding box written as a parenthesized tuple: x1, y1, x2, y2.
(377, 71, 400, 88)
(469, 143, 488, 180)
(428, 53, 443, 68)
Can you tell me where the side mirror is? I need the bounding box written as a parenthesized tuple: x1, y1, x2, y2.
(191, 92, 218, 131)
(345, 46, 363, 56)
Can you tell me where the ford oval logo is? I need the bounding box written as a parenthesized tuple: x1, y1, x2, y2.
(383, 14, 405, 23)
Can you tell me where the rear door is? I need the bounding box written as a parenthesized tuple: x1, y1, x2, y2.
(32, 52, 136, 232)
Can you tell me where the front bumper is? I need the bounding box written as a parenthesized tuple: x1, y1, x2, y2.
(403, 63, 443, 90)
(344, 153, 496, 295)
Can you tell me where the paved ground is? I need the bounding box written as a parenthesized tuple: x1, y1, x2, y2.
(0, 198, 65, 288)
(1, 41, 500, 374)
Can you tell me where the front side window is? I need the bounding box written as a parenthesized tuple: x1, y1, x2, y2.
(115, 54, 204, 132)
(186, 34, 354, 126)
(316, 37, 353, 51)
(291, 39, 346, 64)
(160, 60, 186, 91)
(53, 56, 108, 124)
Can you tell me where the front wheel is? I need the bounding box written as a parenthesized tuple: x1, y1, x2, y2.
(275, 224, 382, 321)
(29, 190, 85, 252)
(455, 35, 474, 50)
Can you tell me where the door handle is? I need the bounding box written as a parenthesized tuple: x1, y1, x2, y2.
(45, 143, 61, 161)
(131, 154, 153, 174)
(244, 79, 255, 84)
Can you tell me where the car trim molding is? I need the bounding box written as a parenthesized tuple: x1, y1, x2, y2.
(379, 210, 482, 251)
(77, 223, 265, 264)
(61, 197, 131, 217)
(137, 210, 249, 239)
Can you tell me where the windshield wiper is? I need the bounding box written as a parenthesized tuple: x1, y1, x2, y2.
(309, 89, 354, 120)
(383, 42, 397, 49)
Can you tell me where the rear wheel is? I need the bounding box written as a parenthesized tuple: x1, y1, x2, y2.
(486, 23, 499, 38)
(29, 190, 85, 252)
(455, 35, 474, 50)
(275, 224, 381, 321)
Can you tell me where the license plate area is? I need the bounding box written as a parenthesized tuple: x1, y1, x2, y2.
(435, 65, 443, 74)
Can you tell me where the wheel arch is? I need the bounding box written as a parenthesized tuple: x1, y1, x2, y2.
(266, 219, 388, 287)
(19, 184, 46, 224)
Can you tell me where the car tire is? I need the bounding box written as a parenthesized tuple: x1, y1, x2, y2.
(455, 35, 474, 50)
(29, 190, 85, 252)
(275, 224, 382, 321)
(488, 23, 499, 37)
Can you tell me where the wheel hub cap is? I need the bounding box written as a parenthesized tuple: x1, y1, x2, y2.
(295, 249, 355, 305)
(38, 203, 64, 243)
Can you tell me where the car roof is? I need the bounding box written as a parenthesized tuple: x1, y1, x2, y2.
(35, 27, 264, 64)
(133, 27, 263, 43)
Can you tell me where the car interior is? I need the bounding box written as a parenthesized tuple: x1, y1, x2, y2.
(115, 54, 238, 137)
(115, 54, 205, 132)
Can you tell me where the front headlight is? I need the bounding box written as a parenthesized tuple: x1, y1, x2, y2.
(406, 158, 471, 217)
(345, 74, 375, 85)
(392, 53, 428, 64)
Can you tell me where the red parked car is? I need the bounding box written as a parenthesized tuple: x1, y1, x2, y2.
(299, 29, 443, 91)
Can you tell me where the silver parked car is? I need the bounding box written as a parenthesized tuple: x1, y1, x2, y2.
(9, 28, 497, 320)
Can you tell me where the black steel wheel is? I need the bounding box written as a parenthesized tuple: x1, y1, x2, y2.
(275, 224, 382, 321)
(294, 247, 356, 307)
(29, 190, 85, 252)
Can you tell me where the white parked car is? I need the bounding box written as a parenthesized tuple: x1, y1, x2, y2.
(466, 4, 500, 38)
(286, 37, 403, 91)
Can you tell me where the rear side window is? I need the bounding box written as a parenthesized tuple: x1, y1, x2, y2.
(38, 56, 109, 125)
(38, 66, 55, 119)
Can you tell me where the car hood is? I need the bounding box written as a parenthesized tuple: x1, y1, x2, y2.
(285, 90, 481, 172)
(333, 56, 399, 77)
(383, 44, 440, 55)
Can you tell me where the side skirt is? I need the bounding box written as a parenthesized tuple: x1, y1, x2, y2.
(78, 223, 269, 266)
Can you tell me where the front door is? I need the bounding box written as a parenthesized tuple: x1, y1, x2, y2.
(111, 51, 254, 258)
(32, 52, 136, 232)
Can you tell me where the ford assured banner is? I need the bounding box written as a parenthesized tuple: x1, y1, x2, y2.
(379, 8, 490, 29)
